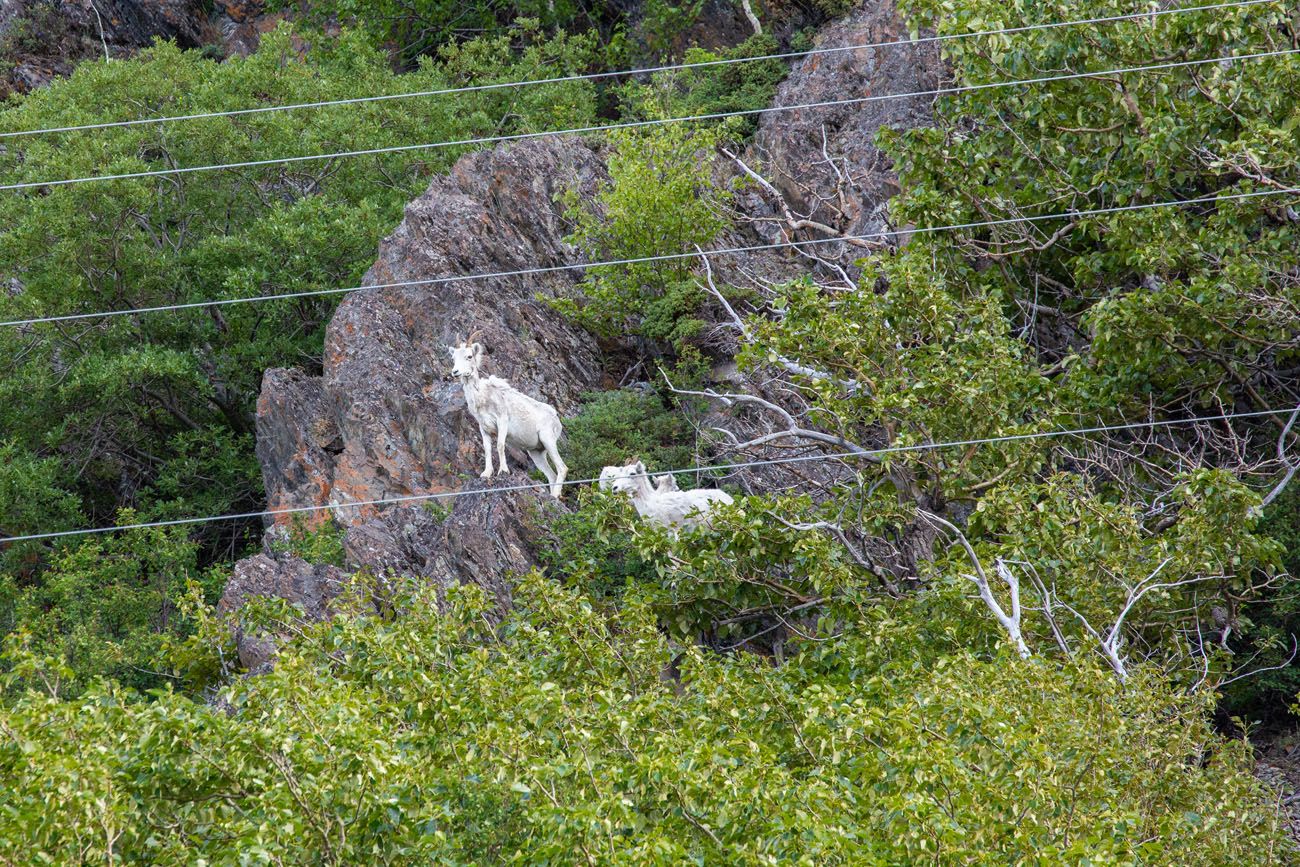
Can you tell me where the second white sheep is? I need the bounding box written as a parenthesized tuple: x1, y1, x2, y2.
(599, 460, 732, 530)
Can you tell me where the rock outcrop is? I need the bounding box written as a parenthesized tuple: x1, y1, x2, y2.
(341, 476, 559, 619)
(259, 138, 605, 527)
(740, 0, 944, 262)
(687, 0, 948, 572)
(0, 0, 276, 95)
(217, 553, 346, 673)
(226, 138, 605, 667)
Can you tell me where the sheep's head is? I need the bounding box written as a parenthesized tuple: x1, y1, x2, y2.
(599, 460, 650, 496)
(448, 340, 484, 380)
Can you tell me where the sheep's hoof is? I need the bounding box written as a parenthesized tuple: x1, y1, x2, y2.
(497, 466, 511, 476)
(480, 470, 493, 480)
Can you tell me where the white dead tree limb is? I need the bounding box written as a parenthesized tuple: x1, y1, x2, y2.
(764, 509, 900, 596)
(1016, 562, 1073, 657)
(738, 0, 762, 35)
(1260, 401, 1300, 508)
(920, 510, 1030, 659)
(720, 148, 884, 252)
(664, 372, 877, 460)
(1051, 558, 1227, 684)
(696, 249, 865, 395)
(1217, 635, 1299, 689)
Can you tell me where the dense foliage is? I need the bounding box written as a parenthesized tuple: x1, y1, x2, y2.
(557, 123, 729, 349)
(1, 575, 1291, 864)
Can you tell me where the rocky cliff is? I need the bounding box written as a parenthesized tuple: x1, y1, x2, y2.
(257, 138, 605, 529)
(220, 0, 945, 668)
(221, 139, 606, 666)
(0, 0, 274, 95)
(737, 0, 943, 273)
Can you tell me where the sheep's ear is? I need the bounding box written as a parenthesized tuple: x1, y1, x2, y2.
(634, 460, 647, 474)
(471, 342, 483, 356)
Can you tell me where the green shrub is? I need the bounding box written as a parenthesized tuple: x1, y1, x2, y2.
(2, 522, 207, 697)
(536, 488, 656, 600)
(553, 124, 728, 351)
(0, 574, 1291, 863)
(269, 515, 348, 569)
(617, 33, 790, 135)
(1220, 481, 1300, 726)
(562, 388, 697, 485)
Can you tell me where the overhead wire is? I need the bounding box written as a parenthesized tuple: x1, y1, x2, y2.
(0, 407, 1289, 544)
(4, 183, 1297, 328)
(0, 0, 1278, 140)
(0, 4, 1294, 541)
(0, 46, 1296, 192)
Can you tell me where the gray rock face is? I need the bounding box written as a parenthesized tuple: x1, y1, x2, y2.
(258, 138, 604, 529)
(748, 0, 944, 250)
(342, 473, 561, 621)
(320, 138, 605, 523)
(216, 553, 347, 673)
(225, 139, 605, 667)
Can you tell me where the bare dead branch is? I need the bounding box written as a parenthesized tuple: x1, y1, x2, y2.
(920, 510, 1030, 659)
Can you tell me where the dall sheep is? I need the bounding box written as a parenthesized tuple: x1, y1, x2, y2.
(597, 466, 677, 493)
(449, 338, 567, 499)
(599, 460, 733, 530)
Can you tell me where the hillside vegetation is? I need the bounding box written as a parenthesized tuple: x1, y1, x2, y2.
(2, 0, 1300, 862)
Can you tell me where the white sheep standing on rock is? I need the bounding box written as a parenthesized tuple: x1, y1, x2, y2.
(599, 460, 733, 530)
(449, 338, 567, 499)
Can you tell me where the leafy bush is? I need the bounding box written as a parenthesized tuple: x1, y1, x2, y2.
(536, 488, 656, 599)
(617, 33, 791, 134)
(554, 124, 728, 350)
(0, 442, 82, 581)
(561, 387, 698, 485)
(1221, 481, 1300, 726)
(268, 515, 349, 569)
(0, 574, 1291, 863)
(2, 524, 213, 697)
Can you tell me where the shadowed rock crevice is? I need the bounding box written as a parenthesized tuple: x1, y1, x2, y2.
(0, 0, 279, 95)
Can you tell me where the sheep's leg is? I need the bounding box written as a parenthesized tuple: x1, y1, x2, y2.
(496, 421, 511, 475)
(541, 431, 567, 499)
(527, 448, 556, 491)
(479, 427, 494, 479)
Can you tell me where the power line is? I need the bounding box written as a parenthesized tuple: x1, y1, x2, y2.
(4, 184, 1296, 329)
(0, 407, 1288, 545)
(1, 46, 1295, 193)
(0, 0, 1277, 140)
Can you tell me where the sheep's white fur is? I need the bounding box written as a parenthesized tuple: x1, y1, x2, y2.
(597, 466, 677, 493)
(449, 340, 567, 499)
(599, 460, 732, 530)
